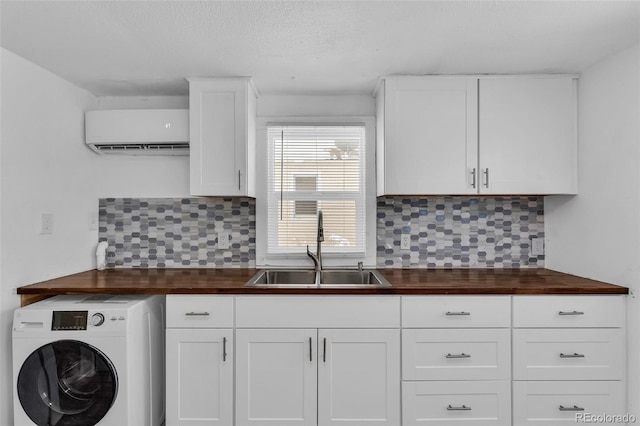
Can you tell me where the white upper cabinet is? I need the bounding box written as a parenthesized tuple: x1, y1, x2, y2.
(479, 77, 577, 194)
(376, 75, 577, 195)
(377, 77, 478, 195)
(189, 77, 257, 196)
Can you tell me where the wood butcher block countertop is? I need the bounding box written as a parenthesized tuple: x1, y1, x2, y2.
(17, 268, 628, 305)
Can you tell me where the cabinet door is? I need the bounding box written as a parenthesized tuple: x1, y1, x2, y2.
(166, 329, 233, 426)
(479, 77, 577, 194)
(189, 78, 256, 196)
(381, 77, 478, 195)
(236, 329, 317, 426)
(318, 329, 400, 426)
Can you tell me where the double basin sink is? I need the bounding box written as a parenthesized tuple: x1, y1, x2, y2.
(245, 269, 391, 288)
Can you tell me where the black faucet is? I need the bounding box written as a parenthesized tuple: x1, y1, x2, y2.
(307, 210, 324, 272)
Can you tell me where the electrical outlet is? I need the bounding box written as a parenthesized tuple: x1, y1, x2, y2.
(531, 237, 544, 256)
(40, 213, 53, 234)
(89, 211, 99, 231)
(400, 234, 411, 250)
(218, 232, 230, 250)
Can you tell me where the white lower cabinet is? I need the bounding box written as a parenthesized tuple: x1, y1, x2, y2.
(235, 328, 400, 426)
(401, 296, 512, 426)
(318, 329, 401, 425)
(512, 328, 624, 381)
(402, 328, 511, 381)
(235, 329, 317, 426)
(166, 328, 234, 426)
(166, 294, 627, 426)
(512, 295, 626, 426)
(403, 380, 511, 425)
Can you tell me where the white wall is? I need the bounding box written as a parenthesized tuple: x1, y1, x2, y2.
(0, 48, 99, 424)
(0, 45, 4, 426)
(257, 94, 375, 117)
(0, 49, 191, 424)
(545, 43, 640, 416)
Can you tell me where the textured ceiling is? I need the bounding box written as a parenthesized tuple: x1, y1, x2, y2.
(1, 1, 639, 96)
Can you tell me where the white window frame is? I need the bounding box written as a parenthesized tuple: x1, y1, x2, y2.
(256, 116, 377, 268)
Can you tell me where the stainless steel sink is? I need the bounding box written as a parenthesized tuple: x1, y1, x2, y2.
(320, 270, 389, 287)
(246, 270, 317, 288)
(245, 269, 391, 288)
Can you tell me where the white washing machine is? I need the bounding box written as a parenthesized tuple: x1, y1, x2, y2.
(12, 294, 165, 426)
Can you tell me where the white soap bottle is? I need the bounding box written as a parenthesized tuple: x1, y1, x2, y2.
(96, 241, 109, 270)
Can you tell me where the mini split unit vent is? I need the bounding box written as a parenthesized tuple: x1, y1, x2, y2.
(85, 109, 189, 155)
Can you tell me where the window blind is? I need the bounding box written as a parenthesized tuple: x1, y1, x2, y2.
(267, 125, 366, 255)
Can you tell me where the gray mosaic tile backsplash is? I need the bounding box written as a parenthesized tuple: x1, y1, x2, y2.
(99, 198, 256, 268)
(376, 196, 544, 268)
(100, 196, 542, 269)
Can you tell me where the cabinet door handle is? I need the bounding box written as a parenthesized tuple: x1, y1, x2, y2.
(483, 168, 489, 188)
(447, 405, 471, 411)
(559, 405, 585, 412)
(560, 352, 585, 358)
(185, 311, 210, 316)
(309, 337, 313, 362)
(446, 353, 471, 359)
(323, 338, 327, 363)
(470, 168, 477, 189)
(223, 337, 227, 362)
(558, 310, 584, 316)
(445, 311, 470, 316)
(238, 170, 241, 190)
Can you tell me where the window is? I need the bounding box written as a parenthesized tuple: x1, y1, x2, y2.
(267, 125, 366, 255)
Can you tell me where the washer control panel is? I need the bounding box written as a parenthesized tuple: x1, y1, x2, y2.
(51, 311, 126, 330)
(51, 311, 88, 330)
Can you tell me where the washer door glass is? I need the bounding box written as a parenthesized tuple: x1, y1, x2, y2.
(17, 340, 118, 426)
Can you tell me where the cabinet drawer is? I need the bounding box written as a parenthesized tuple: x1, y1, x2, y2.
(403, 329, 510, 380)
(402, 381, 511, 425)
(513, 328, 623, 380)
(236, 296, 400, 328)
(402, 296, 510, 328)
(167, 295, 234, 328)
(513, 296, 624, 328)
(513, 381, 625, 426)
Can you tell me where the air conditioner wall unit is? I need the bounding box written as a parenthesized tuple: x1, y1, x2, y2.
(85, 109, 189, 155)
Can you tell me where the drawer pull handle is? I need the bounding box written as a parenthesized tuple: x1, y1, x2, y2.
(445, 311, 471, 316)
(559, 405, 585, 412)
(447, 405, 472, 411)
(560, 352, 585, 358)
(446, 353, 471, 359)
(185, 312, 210, 316)
(558, 310, 584, 316)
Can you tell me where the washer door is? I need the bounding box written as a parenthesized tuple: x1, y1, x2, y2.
(17, 340, 118, 426)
